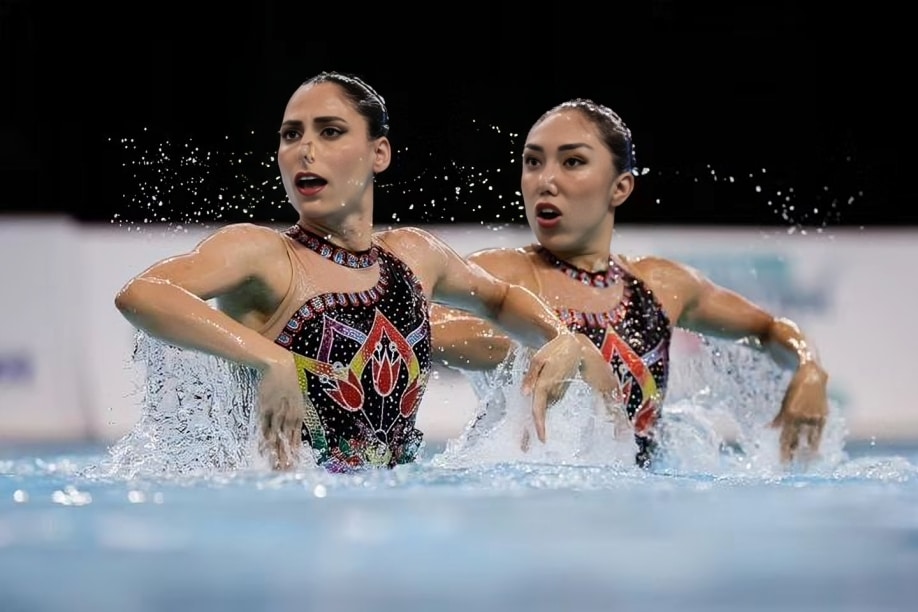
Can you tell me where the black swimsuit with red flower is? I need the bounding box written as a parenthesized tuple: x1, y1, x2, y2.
(537, 246, 672, 468)
(275, 225, 431, 472)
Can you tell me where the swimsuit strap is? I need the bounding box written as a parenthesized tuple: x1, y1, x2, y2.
(285, 224, 379, 269)
(535, 245, 623, 289)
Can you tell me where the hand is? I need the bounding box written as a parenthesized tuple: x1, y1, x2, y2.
(257, 355, 306, 470)
(523, 332, 582, 443)
(575, 334, 620, 401)
(771, 361, 829, 464)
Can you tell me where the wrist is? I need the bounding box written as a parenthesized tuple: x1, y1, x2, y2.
(254, 347, 295, 373)
(798, 360, 828, 382)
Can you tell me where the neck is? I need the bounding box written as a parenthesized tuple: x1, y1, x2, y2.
(556, 249, 612, 273)
(542, 216, 615, 272)
(287, 223, 380, 270)
(297, 211, 374, 252)
(545, 246, 611, 272)
(535, 245, 621, 289)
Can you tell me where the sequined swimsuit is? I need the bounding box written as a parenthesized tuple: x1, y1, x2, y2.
(274, 225, 431, 472)
(536, 246, 672, 467)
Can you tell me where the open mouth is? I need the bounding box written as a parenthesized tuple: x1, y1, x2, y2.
(296, 174, 327, 189)
(535, 203, 561, 220)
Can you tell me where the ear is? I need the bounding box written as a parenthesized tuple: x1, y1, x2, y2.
(609, 171, 634, 210)
(372, 137, 391, 174)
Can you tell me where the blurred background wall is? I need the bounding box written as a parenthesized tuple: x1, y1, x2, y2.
(1, 2, 914, 445)
(1, 218, 915, 445)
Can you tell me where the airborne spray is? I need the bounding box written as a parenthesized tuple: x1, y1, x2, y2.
(104, 118, 856, 476)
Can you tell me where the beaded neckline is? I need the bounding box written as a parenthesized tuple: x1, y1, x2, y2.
(285, 224, 379, 269)
(535, 245, 623, 288)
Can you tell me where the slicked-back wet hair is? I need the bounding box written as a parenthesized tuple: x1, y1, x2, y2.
(301, 71, 390, 139)
(534, 98, 637, 175)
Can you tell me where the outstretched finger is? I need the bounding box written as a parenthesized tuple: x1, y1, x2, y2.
(261, 416, 290, 470)
(531, 388, 547, 443)
(520, 428, 531, 452)
(522, 358, 545, 397)
(289, 424, 301, 457)
(259, 412, 276, 460)
(276, 429, 288, 469)
(806, 420, 825, 451)
(779, 422, 800, 463)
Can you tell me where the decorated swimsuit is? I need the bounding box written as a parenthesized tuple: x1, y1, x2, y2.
(536, 246, 672, 467)
(272, 225, 431, 472)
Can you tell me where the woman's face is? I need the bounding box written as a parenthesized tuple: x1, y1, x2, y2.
(521, 109, 629, 256)
(277, 81, 389, 223)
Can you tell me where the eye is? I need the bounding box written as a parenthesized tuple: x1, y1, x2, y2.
(522, 154, 541, 168)
(320, 126, 345, 138)
(279, 128, 301, 141)
(563, 157, 585, 168)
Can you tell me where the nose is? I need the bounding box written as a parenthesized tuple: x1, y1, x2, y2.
(537, 165, 557, 195)
(301, 140, 315, 164)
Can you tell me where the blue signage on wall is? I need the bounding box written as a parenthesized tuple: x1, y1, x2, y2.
(0, 352, 34, 384)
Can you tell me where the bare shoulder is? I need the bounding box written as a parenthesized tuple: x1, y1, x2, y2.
(372, 227, 455, 290)
(467, 246, 532, 284)
(151, 223, 288, 281)
(621, 254, 704, 288)
(374, 226, 443, 251)
(203, 222, 284, 248)
(194, 223, 287, 259)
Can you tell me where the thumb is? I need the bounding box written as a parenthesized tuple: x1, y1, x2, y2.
(770, 411, 784, 428)
(773, 393, 793, 428)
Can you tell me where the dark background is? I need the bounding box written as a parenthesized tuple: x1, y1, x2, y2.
(1, 1, 912, 229)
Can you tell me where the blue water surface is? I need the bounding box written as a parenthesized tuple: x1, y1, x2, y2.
(4, 334, 915, 612)
(1, 439, 916, 612)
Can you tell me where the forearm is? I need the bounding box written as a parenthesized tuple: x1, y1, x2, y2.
(763, 317, 824, 371)
(115, 277, 289, 372)
(431, 313, 513, 370)
(490, 284, 571, 348)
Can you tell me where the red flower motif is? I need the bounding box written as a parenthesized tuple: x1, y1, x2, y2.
(325, 370, 364, 412)
(633, 398, 658, 435)
(399, 378, 423, 417)
(372, 348, 401, 398)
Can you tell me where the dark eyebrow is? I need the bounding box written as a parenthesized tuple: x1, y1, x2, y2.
(523, 143, 593, 152)
(281, 116, 347, 126)
(313, 115, 347, 125)
(279, 116, 349, 132)
(279, 120, 303, 131)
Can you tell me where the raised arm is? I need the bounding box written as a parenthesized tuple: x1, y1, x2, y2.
(384, 229, 583, 442)
(429, 248, 528, 370)
(636, 256, 829, 463)
(115, 223, 289, 369)
(114, 222, 305, 468)
(430, 247, 619, 401)
(430, 303, 515, 370)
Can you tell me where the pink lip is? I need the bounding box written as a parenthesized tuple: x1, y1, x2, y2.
(294, 172, 326, 197)
(536, 216, 561, 229)
(534, 202, 561, 229)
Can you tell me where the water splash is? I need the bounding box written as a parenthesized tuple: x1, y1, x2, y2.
(433, 350, 638, 471)
(433, 337, 851, 479)
(108, 122, 526, 231)
(86, 331, 268, 480)
(110, 130, 287, 232)
(658, 334, 849, 477)
(62, 327, 914, 489)
(107, 121, 863, 235)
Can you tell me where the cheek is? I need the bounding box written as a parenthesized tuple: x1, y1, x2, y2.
(520, 174, 538, 195)
(571, 176, 607, 200)
(277, 148, 296, 171)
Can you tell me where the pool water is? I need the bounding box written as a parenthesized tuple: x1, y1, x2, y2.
(2, 337, 916, 612)
(1, 438, 916, 612)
